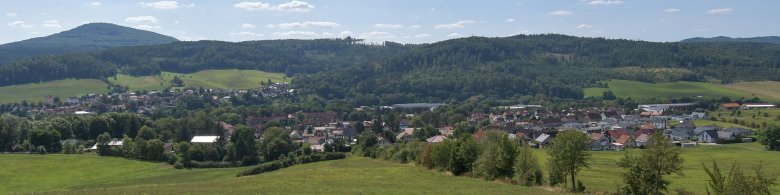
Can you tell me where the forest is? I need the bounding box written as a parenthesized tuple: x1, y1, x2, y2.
(1, 34, 780, 103)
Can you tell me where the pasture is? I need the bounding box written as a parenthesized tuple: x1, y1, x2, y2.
(0, 79, 108, 104)
(161, 69, 289, 90)
(584, 80, 763, 100)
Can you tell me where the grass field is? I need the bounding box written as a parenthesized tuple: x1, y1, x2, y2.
(109, 74, 167, 91)
(0, 79, 108, 104)
(709, 109, 780, 129)
(725, 81, 780, 101)
(5, 143, 780, 194)
(161, 69, 289, 90)
(584, 80, 764, 100)
(2, 155, 554, 195)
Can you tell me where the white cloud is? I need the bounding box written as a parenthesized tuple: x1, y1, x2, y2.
(273, 31, 330, 38)
(230, 31, 264, 36)
(241, 23, 256, 29)
(265, 24, 276, 28)
(185, 3, 195, 8)
(339, 31, 352, 37)
(707, 8, 734, 14)
(234, 1, 314, 12)
(359, 31, 395, 39)
(43, 20, 61, 28)
(140, 1, 179, 9)
(135, 24, 161, 29)
(124, 16, 158, 23)
(549, 10, 573, 16)
(588, 0, 623, 5)
(276, 0, 314, 12)
(414, 33, 430, 38)
(6, 12, 17, 17)
(409, 25, 421, 28)
(446, 33, 463, 38)
(88, 2, 101, 6)
(278, 21, 340, 29)
(506, 19, 515, 22)
(576, 24, 592, 29)
(374, 24, 404, 29)
(7, 21, 33, 28)
(434, 20, 475, 29)
(663, 8, 681, 13)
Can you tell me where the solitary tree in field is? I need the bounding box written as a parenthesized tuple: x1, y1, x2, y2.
(618, 132, 684, 195)
(759, 125, 780, 151)
(171, 76, 185, 87)
(547, 130, 591, 192)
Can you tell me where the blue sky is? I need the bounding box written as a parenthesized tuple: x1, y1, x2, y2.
(2, 0, 778, 44)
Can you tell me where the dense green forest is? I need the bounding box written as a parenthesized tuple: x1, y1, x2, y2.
(2, 34, 780, 103)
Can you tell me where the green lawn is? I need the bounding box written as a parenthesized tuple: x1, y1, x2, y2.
(584, 80, 762, 100)
(725, 81, 780, 101)
(109, 74, 167, 91)
(0, 79, 108, 104)
(161, 69, 289, 90)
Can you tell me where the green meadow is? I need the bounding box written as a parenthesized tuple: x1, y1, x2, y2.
(584, 80, 764, 100)
(4, 143, 779, 194)
(0, 79, 108, 104)
(160, 69, 290, 90)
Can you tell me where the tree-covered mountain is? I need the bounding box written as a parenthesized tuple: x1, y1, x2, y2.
(681, 36, 780, 44)
(0, 23, 178, 64)
(1, 34, 779, 103)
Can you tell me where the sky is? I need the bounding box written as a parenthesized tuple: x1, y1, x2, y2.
(1, 0, 779, 44)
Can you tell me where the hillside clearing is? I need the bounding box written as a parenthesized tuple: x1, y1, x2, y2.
(161, 69, 289, 90)
(584, 80, 762, 100)
(725, 81, 780, 101)
(0, 79, 108, 104)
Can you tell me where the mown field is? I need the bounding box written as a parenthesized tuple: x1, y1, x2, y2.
(725, 81, 780, 101)
(584, 80, 770, 101)
(2, 154, 554, 195)
(160, 69, 289, 90)
(0, 79, 108, 104)
(109, 74, 167, 91)
(4, 143, 779, 194)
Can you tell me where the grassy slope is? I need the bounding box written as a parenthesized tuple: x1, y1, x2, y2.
(5, 143, 778, 194)
(725, 81, 780, 101)
(0, 79, 108, 104)
(561, 142, 780, 194)
(110, 74, 166, 91)
(584, 80, 762, 100)
(710, 109, 780, 129)
(161, 69, 289, 90)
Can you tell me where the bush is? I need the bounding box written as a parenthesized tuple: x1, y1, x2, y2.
(173, 162, 184, 169)
(37, 146, 47, 154)
(190, 161, 242, 168)
(577, 180, 586, 192)
(237, 152, 346, 177)
(165, 152, 178, 165)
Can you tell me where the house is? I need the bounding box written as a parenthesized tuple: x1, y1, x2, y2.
(534, 133, 552, 147)
(635, 134, 651, 147)
(690, 112, 707, 120)
(310, 144, 324, 152)
(717, 131, 736, 141)
(377, 137, 392, 147)
(719, 103, 741, 110)
(742, 103, 776, 109)
(721, 127, 754, 137)
(614, 134, 635, 148)
(220, 122, 235, 140)
(89, 140, 123, 150)
(699, 130, 719, 143)
(589, 133, 609, 151)
(426, 135, 448, 143)
(664, 129, 690, 141)
(650, 117, 668, 129)
(191, 136, 220, 145)
(290, 131, 304, 144)
(693, 125, 720, 135)
(396, 128, 415, 142)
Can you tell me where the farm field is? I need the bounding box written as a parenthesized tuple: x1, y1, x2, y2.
(161, 69, 289, 90)
(4, 143, 779, 194)
(584, 80, 767, 100)
(725, 81, 780, 101)
(0, 79, 108, 104)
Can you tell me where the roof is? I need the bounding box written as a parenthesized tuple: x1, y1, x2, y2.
(426, 135, 447, 143)
(717, 131, 735, 139)
(89, 140, 123, 150)
(701, 130, 718, 139)
(636, 134, 651, 142)
(615, 135, 632, 144)
(720, 103, 741, 108)
(535, 133, 551, 143)
(722, 127, 753, 134)
(590, 133, 605, 141)
(191, 136, 220, 143)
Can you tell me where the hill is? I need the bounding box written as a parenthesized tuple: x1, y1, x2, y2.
(0, 23, 177, 64)
(680, 36, 780, 44)
(0, 79, 108, 104)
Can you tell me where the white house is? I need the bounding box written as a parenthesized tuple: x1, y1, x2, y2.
(699, 130, 718, 143)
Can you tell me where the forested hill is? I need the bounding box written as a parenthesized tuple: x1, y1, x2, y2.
(1, 34, 780, 102)
(0, 23, 178, 64)
(680, 36, 780, 44)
